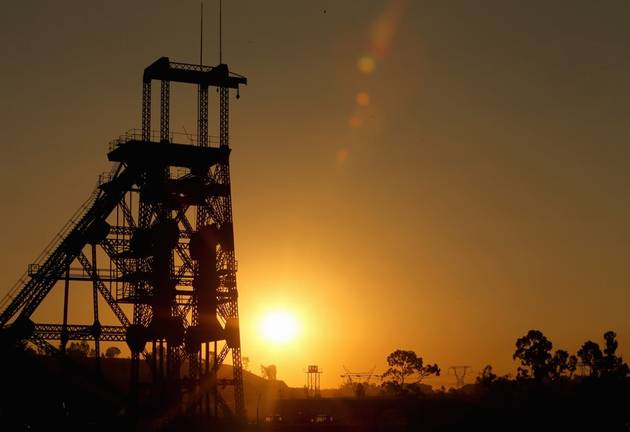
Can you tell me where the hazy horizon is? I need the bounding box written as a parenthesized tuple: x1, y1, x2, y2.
(2, 0, 630, 388)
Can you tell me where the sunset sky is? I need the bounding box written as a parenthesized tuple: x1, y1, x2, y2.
(1, 1, 630, 388)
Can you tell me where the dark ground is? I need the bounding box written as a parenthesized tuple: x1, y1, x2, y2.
(2, 345, 630, 431)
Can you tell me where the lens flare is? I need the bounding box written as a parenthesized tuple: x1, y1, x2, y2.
(357, 55, 376, 74)
(371, 0, 408, 59)
(336, 148, 349, 163)
(349, 115, 363, 129)
(356, 92, 370, 107)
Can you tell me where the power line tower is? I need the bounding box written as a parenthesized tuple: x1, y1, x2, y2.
(340, 365, 378, 397)
(305, 365, 322, 398)
(0, 57, 247, 420)
(340, 365, 378, 386)
(449, 365, 471, 388)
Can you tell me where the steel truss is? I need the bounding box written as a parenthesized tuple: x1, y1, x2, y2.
(0, 57, 247, 421)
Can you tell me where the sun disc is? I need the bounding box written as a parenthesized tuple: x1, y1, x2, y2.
(261, 311, 298, 344)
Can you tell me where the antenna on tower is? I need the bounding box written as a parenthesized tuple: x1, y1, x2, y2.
(200, 2, 204, 65)
(219, 0, 223, 63)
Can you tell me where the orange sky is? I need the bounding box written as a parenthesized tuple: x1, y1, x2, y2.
(2, 1, 630, 388)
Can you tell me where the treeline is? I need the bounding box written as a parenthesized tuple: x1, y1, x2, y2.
(379, 329, 630, 396)
(478, 330, 629, 385)
(371, 330, 630, 430)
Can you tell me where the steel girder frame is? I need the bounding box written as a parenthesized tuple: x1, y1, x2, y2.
(0, 166, 137, 360)
(0, 56, 248, 423)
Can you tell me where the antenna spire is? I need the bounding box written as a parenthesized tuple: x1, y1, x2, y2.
(219, 0, 223, 63)
(200, 2, 203, 65)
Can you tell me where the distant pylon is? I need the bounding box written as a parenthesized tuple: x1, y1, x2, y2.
(449, 365, 471, 388)
(340, 365, 378, 385)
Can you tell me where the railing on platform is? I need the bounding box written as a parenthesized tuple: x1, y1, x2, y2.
(108, 129, 219, 151)
(27, 265, 117, 280)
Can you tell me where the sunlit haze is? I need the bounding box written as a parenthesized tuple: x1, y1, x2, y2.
(2, 0, 630, 391)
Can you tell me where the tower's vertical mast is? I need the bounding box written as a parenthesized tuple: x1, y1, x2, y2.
(142, 81, 151, 142)
(190, 4, 206, 383)
(198, 1, 208, 147)
(218, 84, 245, 417)
(198, 88, 209, 147)
(160, 80, 170, 143)
(133, 75, 153, 390)
(91, 243, 101, 369)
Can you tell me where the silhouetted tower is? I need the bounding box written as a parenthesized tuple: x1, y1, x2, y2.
(340, 365, 378, 385)
(0, 57, 247, 420)
(305, 365, 322, 398)
(449, 365, 471, 388)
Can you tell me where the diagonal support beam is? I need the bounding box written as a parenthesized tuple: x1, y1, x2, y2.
(175, 208, 193, 235)
(119, 199, 136, 228)
(216, 343, 230, 371)
(29, 334, 60, 356)
(77, 252, 130, 327)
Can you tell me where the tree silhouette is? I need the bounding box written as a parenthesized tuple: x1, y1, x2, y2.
(577, 331, 629, 379)
(476, 365, 497, 385)
(513, 330, 576, 381)
(601, 331, 629, 378)
(105, 346, 121, 358)
(67, 341, 90, 358)
(381, 349, 439, 395)
(514, 330, 552, 380)
(550, 349, 577, 379)
(577, 340, 602, 377)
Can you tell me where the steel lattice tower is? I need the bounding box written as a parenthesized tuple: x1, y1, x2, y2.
(305, 365, 322, 398)
(0, 57, 247, 420)
(449, 365, 471, 388)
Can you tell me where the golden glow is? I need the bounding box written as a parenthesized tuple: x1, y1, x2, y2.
(357, 55, 376, 74)
(260, 310, 299, 344)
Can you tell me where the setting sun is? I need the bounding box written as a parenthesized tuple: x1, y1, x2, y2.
(4, 2, 630, 429)
(260, 310, 299, 344)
